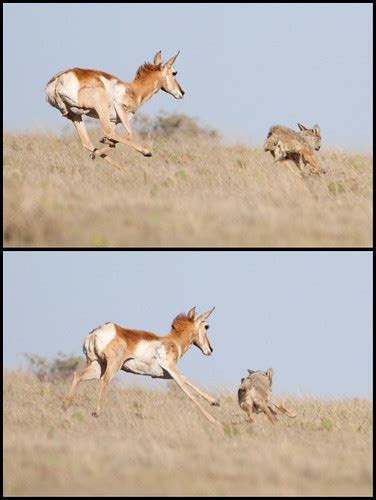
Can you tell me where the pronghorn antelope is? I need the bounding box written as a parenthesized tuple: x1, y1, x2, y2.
(264, 123, 323, 174)
(63, 307, 220, 424)
(238, 368, 297, 424)
(45, 51, 185, 170)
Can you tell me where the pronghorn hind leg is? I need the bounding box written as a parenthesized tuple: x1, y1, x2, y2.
(92, 345, 126, 417)
(63, 360, 103, 410)
(70, 117, 128, 171)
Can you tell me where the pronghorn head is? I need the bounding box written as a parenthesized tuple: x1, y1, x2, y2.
(297, 123, 321, 151)
(154, 50, 185, 100)
(187, 306, 215, 356)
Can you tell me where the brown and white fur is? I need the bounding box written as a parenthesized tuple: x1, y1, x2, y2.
(238, 368, 297, 424)
(63, 307, 220, 424)
(264, 123, 323, 175)
(45, 51, 185, 170)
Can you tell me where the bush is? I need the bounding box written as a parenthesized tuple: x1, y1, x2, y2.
(22, 352, 84, 381)
(133, 111, 219, 139)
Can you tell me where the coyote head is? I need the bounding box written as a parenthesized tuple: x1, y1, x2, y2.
(298, 123, 321, 151)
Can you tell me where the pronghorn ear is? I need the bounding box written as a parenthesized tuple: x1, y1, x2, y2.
(153, 50, 162, 65)
(297, 123, 307, 131)
(197, 306, 215, 322)
(187, 306, 196, 320)
(165, 51, 180, 68)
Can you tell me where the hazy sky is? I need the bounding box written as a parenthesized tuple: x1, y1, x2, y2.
(3, 251, 372, 398)
(3, 3, 372, 151)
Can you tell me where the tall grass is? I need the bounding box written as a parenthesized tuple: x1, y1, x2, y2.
(3, 118, 372, 247)
(3, 371, 372, 496)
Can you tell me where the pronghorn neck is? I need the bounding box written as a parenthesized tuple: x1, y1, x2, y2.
(167, 329, 195, 358)
(166, 316, 196, 359)
(128, 73, 161, 108)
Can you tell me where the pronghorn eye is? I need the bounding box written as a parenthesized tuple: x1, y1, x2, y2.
(205, 325, 209, 330)
(172, 71, 177, 76)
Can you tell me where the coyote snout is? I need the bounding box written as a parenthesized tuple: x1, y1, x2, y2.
(264, 123, 323, 175)
(238, 368, 297, 424)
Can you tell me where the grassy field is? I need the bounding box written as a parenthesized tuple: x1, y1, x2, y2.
(3, 371, 372, 496)
(3, 126, 372, 247)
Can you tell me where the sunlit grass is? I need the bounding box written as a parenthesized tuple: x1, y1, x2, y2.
(3, 128, 372, 247)
(3, 371, 372, 496)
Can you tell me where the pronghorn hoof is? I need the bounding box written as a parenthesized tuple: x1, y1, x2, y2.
(143, 151, 152, 157)
(91, 411, 99, 418)
(211, 399, 220, 407)
(90, 149, 97, 160)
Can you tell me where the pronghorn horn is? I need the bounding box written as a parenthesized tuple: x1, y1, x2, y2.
(153, 50, 162, 65)
(187, 306, 196, 320)
(165, 51, 180, 67)
(297, 123, 307, 131)
(197, 306, 215, 322)
(247, 369, 256, 376)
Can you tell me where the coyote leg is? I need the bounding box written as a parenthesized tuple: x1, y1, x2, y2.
(241, 402, 255, 423)
(301, 150, 323, 175)
(270, 396, 297, 418)
(258, 401, 277, 424)
(71, 117, 128, 171)
(63, 360, 102, 409)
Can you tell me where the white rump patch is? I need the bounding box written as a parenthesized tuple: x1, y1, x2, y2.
(84, 322, 116, 361)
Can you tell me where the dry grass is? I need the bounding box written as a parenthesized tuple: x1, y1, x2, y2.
(3, 371, 372, 496)
(3, 129, 372, 247)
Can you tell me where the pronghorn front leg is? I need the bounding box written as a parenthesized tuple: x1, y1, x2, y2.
(179, 374, 220, 406)
(96, 102, 152, 157)
(161, 366, 219, 425)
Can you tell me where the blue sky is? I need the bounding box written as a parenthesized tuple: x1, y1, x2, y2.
(3, 251, 372, 398)
(3, 3, 372, 151)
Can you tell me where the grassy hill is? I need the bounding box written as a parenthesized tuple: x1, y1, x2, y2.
(3, 370, 372, 496)
(3, 120, 372, 247)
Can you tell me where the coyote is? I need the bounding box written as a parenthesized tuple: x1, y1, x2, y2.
(264, 123, 323, 174)
(238, 368, 297, 424)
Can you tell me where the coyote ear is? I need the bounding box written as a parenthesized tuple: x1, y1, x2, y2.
(297, 123, 307, 131)
(187, 306, 196, 320)
(153, 50, 162, 65)
(266, 368, 274, 383)
(313, 124, 320, 135)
